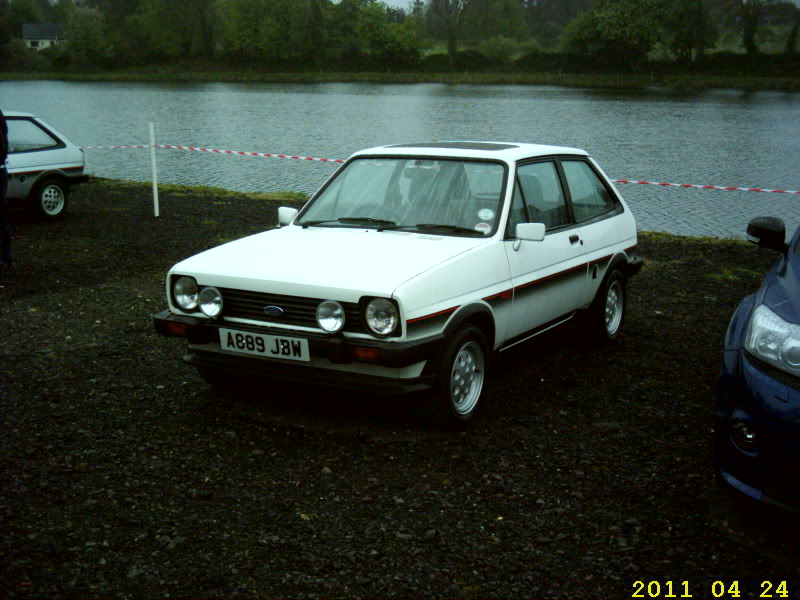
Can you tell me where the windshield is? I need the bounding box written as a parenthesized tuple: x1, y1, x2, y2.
(298, 157, 507, 236)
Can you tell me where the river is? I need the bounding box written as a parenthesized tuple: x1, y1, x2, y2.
(2, 80, 799, 237)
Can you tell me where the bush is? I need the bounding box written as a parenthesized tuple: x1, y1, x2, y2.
(477, 35, 518, 65)
(4, 38, 50, 71)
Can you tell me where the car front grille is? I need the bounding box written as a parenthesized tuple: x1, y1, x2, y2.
(219, 288, 366, 333)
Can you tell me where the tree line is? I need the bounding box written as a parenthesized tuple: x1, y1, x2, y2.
(1, 0, 798, 72)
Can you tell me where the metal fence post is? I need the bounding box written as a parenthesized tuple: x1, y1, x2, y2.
(149, 122, 159, 218)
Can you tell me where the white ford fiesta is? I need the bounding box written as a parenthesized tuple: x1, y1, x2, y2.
(154, 141, 642, 425)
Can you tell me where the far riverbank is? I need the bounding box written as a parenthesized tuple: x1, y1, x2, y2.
(3, 69, 800, 92)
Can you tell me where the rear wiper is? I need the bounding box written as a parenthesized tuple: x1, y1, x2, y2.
(406, 223, 485, 236)
(300, 217, 397, 230)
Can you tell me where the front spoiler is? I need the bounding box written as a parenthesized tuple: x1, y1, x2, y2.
(183, 348, 436, 395)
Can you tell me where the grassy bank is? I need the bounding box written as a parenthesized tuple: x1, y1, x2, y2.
(3, 69, 799, 91)
(102, 178, 309, 205)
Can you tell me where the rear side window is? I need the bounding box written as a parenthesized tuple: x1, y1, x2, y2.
(562, 160, 616, 222)
(7, 119, 61, 152)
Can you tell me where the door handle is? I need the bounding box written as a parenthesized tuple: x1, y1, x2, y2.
(569, 234, 580, 244)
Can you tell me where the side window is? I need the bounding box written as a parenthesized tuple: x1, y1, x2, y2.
(516, 161, 569, 230)
(562, 160, 616, 222)
(7, 119, 60, 152)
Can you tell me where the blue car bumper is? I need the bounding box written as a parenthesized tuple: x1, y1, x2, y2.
(716, 349, 800, 511)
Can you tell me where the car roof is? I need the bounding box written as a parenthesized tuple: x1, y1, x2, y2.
(352, 141, 588, 162)
(4, 111, 36, 118)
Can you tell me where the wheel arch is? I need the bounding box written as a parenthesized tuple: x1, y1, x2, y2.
(592, 251, 633, 302)
(421, 302, 496, 378)
(442, 303, 496, 350)
(26, 170, 71, 198)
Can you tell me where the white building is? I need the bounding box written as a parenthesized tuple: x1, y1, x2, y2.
(22, 24, 65, 50)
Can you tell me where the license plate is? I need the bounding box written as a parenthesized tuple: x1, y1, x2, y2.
(218, 328, 310, 362)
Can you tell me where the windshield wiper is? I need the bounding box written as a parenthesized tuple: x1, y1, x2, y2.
(300, 217, 397, 230)
(403, 223, 485, 236)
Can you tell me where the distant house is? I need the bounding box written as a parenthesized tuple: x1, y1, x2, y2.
(22, 24, 65, 50)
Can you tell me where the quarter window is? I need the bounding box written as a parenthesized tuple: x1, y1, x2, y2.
(6, 119, 60, 153)
(562, 160, 616, 222)
(515, 161, 569, 230)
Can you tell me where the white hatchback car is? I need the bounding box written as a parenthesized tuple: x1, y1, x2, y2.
(154, 142, 642, 425)
(5, 111, 89, 219)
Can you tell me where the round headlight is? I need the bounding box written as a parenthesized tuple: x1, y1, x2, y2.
(316, 300, 345, 333)
(174, 276, 199, 311)
(365, 298, 398, 336)
(198, 286, 223, 318)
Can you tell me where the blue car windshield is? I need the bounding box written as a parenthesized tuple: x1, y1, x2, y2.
(298, 157, 506, 236)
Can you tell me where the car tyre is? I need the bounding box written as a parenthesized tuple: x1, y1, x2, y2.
(31, 177, 69, 219)
(589, 269, 626, 341)
(430, 325, 489, 427)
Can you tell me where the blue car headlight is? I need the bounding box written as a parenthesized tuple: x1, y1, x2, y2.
(745, 304, 800, 377)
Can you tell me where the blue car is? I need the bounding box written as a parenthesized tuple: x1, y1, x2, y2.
(716, 216, 800, 511)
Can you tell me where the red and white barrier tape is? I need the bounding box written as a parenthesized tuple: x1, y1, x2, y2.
(81, 144, 151, 150)
(613, 179, 799, 195)
(79, 144, 799, 194)
(80, 143, 345, 164)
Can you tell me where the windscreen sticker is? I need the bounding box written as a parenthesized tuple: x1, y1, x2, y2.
(478, 208, 495, 221)
(474, 223, 492, 234)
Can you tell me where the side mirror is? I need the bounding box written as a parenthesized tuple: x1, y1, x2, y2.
(278, 206, 299, 227)
(746, 217, 786, 252)
(515, 222, 546, 242)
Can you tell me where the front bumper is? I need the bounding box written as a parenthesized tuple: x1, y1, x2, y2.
(153, 310, 442, 394)
(715, 349, 800, 511)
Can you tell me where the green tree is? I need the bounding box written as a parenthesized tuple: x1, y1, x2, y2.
(716, 0, 787, 56)
(740, 0, 766, 55)
(64, 5, 113, 67)
(477, 34, 518, 64)
(326, 0, 370, 64)
(786, 2, 800, 55)
(563, 0, 667, 69)
(429, 0, 467, 67)
(132, 0, 216, 59)
(663, 0, 716, 62)
(355, 2, 421, 66)
(50, 0, 76, 24)
(8, 0, 43, 38)
(218, 0, 320, 63)
(0, 0, 10, 59)
(308, 0, 326, 66)
(462, 0, 527, 42)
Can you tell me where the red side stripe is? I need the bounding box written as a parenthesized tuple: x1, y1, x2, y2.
(407, 306, 459, 324)
(589, 254, 613, 267)
(515, 263, 587, 292)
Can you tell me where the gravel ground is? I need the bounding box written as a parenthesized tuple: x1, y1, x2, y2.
(1, 179, 799, 599)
